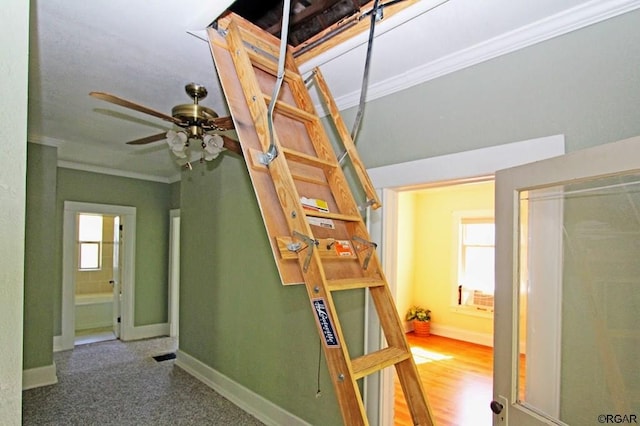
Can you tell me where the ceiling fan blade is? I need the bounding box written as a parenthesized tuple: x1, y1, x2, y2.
(220, 135, 242, 156)
(126, 132, 168, 145)
(90, 92, 183, 125)
(203, 115, 235, 131)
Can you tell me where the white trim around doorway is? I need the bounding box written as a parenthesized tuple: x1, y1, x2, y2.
(364, 134, 565, 425)
(56, 201, 136, 351)
(168, 209, 180, 338)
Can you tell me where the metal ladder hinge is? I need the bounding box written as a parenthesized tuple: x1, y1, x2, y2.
(304, 69, 318, 86)
(352, 235, 377, 270)
(358, 198, 377, 211)
(291, 231, 319, 272)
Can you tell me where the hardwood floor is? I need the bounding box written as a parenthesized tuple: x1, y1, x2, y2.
(394, 334, 493, 426)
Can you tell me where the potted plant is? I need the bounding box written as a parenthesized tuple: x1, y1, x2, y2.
(406, 305, 431, 336)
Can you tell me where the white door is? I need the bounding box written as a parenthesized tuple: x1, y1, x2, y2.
(493, 135, 640, 425)
(168, 209, 180, 338)
(112, 216, 122, 338)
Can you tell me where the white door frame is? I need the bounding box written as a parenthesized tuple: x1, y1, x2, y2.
(494, 135, 640, 425)
(365, 135, 565, 424)
(112, 215, 122, 339)
(58, 201, 136, 351)
(168, 209, 180, 338)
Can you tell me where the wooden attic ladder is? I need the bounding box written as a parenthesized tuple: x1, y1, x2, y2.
(208, 13, 434, 426)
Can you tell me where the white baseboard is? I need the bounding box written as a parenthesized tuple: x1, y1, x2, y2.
(55, 322, 169, 350)
(23, 362, 58, 390)
(176, 350, 310, 426)
(122, 322, 169, 341)
(430, 324, 494, 348)
(53, 335, 65, 352)
(75, 320, 112, 331)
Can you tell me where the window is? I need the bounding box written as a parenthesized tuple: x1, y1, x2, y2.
(78, 214, 103, 270)
(456, 216, 495, 310)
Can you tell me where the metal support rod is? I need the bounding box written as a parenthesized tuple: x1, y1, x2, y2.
(260, 0, 293, 165)
(349, 0, 381, 144)
(338, 0, 381, 165)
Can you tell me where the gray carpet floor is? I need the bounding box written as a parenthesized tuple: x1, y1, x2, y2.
(22, 337, 265, 425)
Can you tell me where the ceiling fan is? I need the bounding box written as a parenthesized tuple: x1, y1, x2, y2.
(90, 83, 242, 163)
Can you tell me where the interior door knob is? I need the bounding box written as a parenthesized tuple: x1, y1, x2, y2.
(490, 400, 504, 414)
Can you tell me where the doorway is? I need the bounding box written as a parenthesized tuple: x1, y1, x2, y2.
(364, 135, 565, 424)
(59, 202, 136, 351)
(168, 209, 180, 339)
(74, 213, 121, 345)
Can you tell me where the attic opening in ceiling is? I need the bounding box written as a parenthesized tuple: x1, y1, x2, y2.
(225, 0, 419, 61)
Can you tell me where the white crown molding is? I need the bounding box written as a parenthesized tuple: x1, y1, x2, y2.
(29, 134, 176, 183)
(57, 160, 171, 184)
(28, 133, 63, 147)
(331, 0, 640, 112)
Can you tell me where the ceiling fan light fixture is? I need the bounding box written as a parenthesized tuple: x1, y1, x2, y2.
(89, 85, 237, 165)
(202, 134, 225, 161)
(166, 130, 188, 158)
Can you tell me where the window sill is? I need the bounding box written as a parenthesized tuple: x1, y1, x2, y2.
(450, 305, 494, 319)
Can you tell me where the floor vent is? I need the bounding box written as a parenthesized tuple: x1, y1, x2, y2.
(152, 352, 176, 362)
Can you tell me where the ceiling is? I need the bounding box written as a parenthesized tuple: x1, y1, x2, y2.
(28, 0, 639, 182)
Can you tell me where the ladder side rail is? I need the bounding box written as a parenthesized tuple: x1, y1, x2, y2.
(312, 68, 381, 209)
(214, 14, 435, 426)
(347, 220, 435, 424)
(346, 222, 410, 349)
(223, 20, 369, 425)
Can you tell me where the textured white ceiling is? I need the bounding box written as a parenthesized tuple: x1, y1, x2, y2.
(28, 0, 640, 181)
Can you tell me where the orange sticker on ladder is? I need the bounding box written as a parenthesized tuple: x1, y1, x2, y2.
(334, 240, 354, 256)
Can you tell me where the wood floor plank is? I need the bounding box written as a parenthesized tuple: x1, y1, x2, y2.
(394, 334, 493, 426)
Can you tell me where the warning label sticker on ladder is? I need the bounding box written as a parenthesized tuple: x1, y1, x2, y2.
(334, 240, 354, 256)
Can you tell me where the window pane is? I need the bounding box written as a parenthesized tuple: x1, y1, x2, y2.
(80, 242, 100, 269)
(463, 222, 494, 245)
(79, 214, 103, 241)
(462, 246, 495, 293)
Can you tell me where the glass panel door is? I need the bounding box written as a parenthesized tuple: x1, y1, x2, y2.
(493, 136, 640, 425)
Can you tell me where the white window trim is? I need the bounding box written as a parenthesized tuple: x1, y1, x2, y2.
(78, 241, 102, 271)
(77, 213, 103, 271)
(451, 209, 494, 315)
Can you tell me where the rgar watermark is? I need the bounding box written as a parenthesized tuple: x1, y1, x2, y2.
(598, 414, 638, 424)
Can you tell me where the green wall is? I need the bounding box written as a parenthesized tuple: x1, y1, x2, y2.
(345, 10, 640, 168)
(55, 166, 172, 332)
(20, 7, 640, 423)
(176, 11, 640, 424)
(169, 180, 181, 209)
(24, 144, 57, 369)
(179, 154, 364, 425)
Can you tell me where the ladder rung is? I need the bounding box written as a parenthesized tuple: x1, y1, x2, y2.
(303, 209, 361, 222)
(262, 94, 317, 122)
(276, 237, 358, 260)
(248, 148, 329, 186)
(351, 347, 412, 380)
(245, 47, 297, 82)
(281, 147, 336, 169)
(327, 277, 386, 291)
